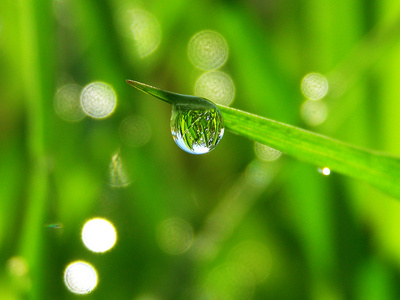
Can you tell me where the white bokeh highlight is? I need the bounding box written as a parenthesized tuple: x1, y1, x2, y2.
(64, 261, 98, 294)
(301, 73, 328, 100)
(188, 30, 228, 70)
(129, 9, 161, 57)
(81, 82, 116, 119)
(82, 218, 117, 253)
(195, 71, 235, 106)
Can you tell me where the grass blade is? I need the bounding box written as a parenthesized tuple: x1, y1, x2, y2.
(127, 80, 400, 199)
(217, 105, 400, 199)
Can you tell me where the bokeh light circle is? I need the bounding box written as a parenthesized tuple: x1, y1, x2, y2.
(129, 9, 161, 57)
(188, 30, 228, 70)
(301, 99, 328, 126)
(195, 71, 235, 106)
(64, 261, 97, 294)
(54, 84, 85, 122)
(81, 218, 117, 253)
(254, 142, 281, 161)
(301, 73, 328, 100)
(81, 82, 116, 119)
(119, 115, 152, 147)
(156, 218, 194, 255)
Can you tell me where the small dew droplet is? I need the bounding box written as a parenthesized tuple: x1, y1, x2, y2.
(170, 104, 224, 155)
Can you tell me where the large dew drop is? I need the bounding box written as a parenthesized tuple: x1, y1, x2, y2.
(170, 104, 224, 154)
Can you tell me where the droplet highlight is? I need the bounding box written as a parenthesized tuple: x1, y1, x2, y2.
(188, 30, 228, 70)
(195, 71, 235, 106)
(301, 73, 329, 100)
(170, 103, 224, 154)
(81, 82, 116, 119)
(64, 261, 98, 294)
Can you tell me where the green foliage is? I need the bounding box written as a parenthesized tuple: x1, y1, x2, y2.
(2, 0, 400, 299)
(128, 80, 400, 199)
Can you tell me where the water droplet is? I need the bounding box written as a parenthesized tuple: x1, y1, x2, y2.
(188, 30, 228, 70)
(301, 73, 329, 100)
(195, 71, 235, 106)
(170, 103, 224, 154)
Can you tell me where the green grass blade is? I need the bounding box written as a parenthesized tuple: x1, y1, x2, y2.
(127, 80, 400, 199)
(217, 105, 400, 199)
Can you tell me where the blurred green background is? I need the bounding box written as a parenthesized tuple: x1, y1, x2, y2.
(2, 0, 400, 299)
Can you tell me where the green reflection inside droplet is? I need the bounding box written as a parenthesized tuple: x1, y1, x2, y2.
(170, 104, 224, 155)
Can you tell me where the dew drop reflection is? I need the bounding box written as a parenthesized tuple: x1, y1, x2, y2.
(254, 142, 281, 161)
(64, 261, 98, 294)
(156, 218, 194, 255)
(81, 218, 117, 253)
(81, 82, 116, 119)
(188, 30, 228, 70)
(119, 115, 152, 147)
(301, 99, 328, 126)
(301, 73, 328, 100)
(195, 71, 235, 106)
(109, 151, 131, 188)
(54, 84, 85, 122)
(129, 9, 161, 58)
(170, 104, 224, 155)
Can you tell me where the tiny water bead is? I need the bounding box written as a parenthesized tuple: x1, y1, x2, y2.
(301, 73, 329, 100)
(188, 30, 228, 70)
(170, 104, 224, 154)
(81, 82, 116, 119)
